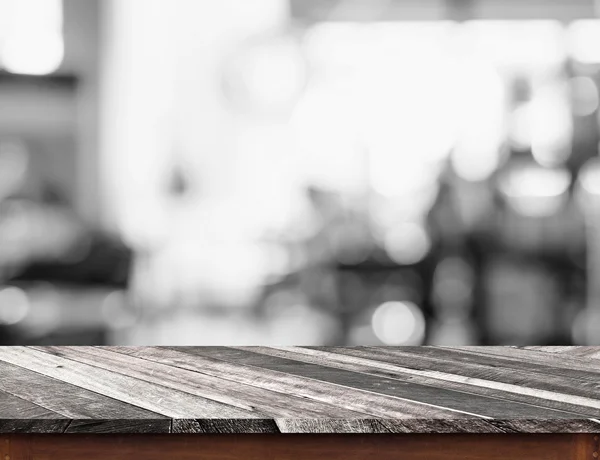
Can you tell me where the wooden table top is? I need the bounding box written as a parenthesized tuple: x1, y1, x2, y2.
(1, 346, 599, 434)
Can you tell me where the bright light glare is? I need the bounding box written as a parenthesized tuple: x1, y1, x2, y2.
(460, 20, 565, 70)
(384, 222, 431, 265)
(578, 157, 600, 196)
(370, 146, 441, 198)
(500, 165, 571, 217)
(568, 20, 600, 64)
(530, 85, 573, 167)
(570, 77, 599, 117)
(451, 59, 506, 182)
(371, 301, 425, 345)
(0, 286, 30, 325)
(1, 0, 64, 75)
(239, 38, 306, 109)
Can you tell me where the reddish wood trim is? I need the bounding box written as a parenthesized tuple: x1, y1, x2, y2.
(577, 433, 600, 460)
(2, 433, 597, 460)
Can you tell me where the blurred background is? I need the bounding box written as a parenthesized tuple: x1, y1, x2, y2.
(2, 0, 600, 346)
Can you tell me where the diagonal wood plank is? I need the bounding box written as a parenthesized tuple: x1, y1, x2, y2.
(0, 390, 64, 420)
(240, 346, 600, 418)
(447, 347, 600, 374)
(166, 346, 559, 420)
(36, 346, 369, 419)
(112, 346, 487, 421)
(389, 347, 600, 383)
(0, 360, 166, 420)
(525, 346, 600, 360)
(312, 347, 600, 410)
(0, 347, 257, 419)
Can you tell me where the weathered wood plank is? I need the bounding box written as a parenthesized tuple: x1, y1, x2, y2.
(274, 418, 509, 434)
(240, 346, 600, 418)
(172, 419, 280, 434)
(313, 347, 600, 410)
(0, 390, 63, 420)
(35, 346, 367, 419)
(402, 347, 600, 383)
(113, 346, 491, 420)
(525, 346, 600, 359)
(63, 419, 172, 434)
(448, 347, 600, 374)
(0, 360, 165, 420)
(0, 347, 257, 419)
(0, 419, 69, 434)
(175, 347, 590, 420)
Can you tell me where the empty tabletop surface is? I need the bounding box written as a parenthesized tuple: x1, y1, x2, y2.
(0, 346, 599, 434)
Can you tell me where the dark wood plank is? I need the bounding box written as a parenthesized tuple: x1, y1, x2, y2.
(173, 419, 280, 434)
(0, 360, 166, 420)
(0, 419, 69, 434)
(36, 346, 367, 418)
(0, 347, 257, 419)
(313, 347, 600, 411)
(172, 346, 590, 421)
(239, 346, 600, 419)
(0, 390, 63, 420)
(64, 419, 172, 434)
(111, 346, 494, 422)
(3, 433, 587, 460)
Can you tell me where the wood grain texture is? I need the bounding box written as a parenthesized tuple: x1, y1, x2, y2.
(0, 346, 599, 434)
(0, 347, 257, 420)
(1, 434, 588, 460)
(0, 360, 165, 420)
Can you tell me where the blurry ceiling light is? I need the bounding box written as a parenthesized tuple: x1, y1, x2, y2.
(1, 0, 64, 75)
(570, 76, 599, 117)
(371, 301, 425, 345)
(508, 104, 533, 150)
(383, 222, 431, 266)
(567, 20, 600, 65)
(499, 165, 571, 217)
(451, 60, 505, 182)
(369, 144, 442, 199)
(0, 286, 29, 325)
(530, 85, 573, 167)
(460, 20, 565, 70)
(578, 156, 600, 196)
(224, 34, 307, 114)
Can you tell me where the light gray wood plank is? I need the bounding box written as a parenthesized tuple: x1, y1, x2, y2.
(114, 346, 482, 420)
(0, 360, 165, 420)
(448, 347, 600, 374)
(525, 346, 600, 360)
(242, 346, 600, 418)
(37, 346, 367, 419)
(0, 347, 257, 419)
(172, 419, 280, 434)
(274, 419, 509, 433)
(181, 346, 588, 420)
(315, 347, 600, 410)
(406, 347, 600, 383)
